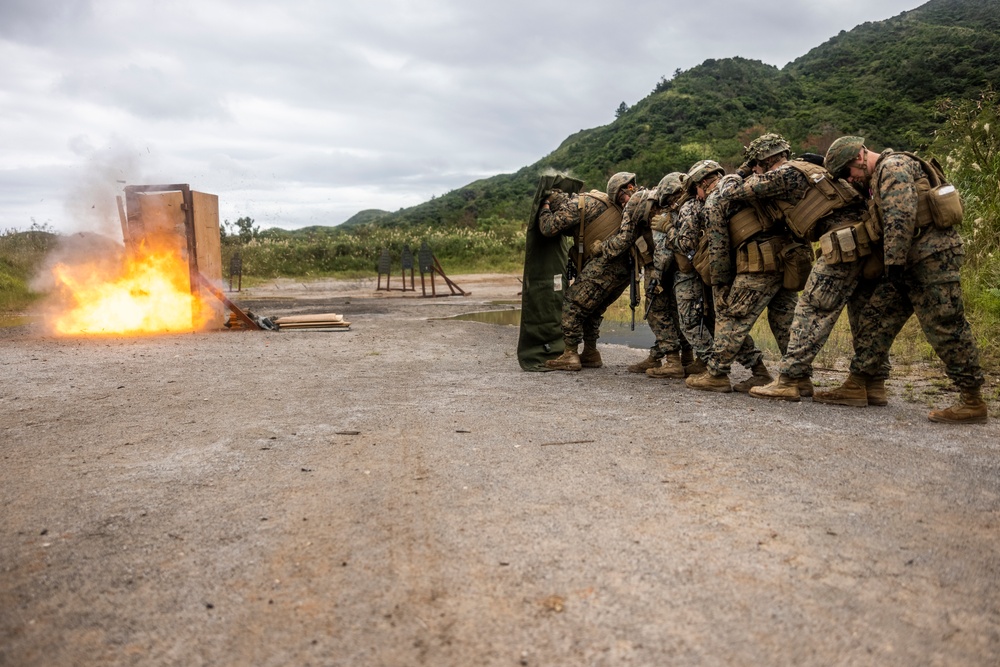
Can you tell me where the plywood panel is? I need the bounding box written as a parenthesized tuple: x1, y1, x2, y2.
(192, 191, 222, 282)
(136, 192, 190, 281)
(190, 191, 225, 329)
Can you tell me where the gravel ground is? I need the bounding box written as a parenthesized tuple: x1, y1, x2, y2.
(1, 273, 998, 667)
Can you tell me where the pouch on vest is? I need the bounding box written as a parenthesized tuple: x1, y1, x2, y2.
(692, 236, 712, 285)
(899, 152, 964, 229)
(862, 252, 884, 281)
(780, 242, 812, 291)
(928, 183, 963, 229)
(835, 228, 857, 263)
(782, 161, 862, 240)
(819, 233, 840, 264)
(675, 251, 694, 274)
(728, 207, 766, 248)
(747, 241, 762, 273)
(759, 240, 778, 273)
(853, 221, 873, 257)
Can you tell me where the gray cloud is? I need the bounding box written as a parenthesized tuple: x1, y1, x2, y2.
(0, 0, 923, 234)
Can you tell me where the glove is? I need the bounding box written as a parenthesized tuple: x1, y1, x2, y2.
(885, 265, 907, 290)
(589, 240, 604, 257)
(736, 161, 753, 179)
(647, 278, 660, 295)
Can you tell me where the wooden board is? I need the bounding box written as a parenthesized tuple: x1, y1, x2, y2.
(274, 313, 345, 324)
(190, 191, 225, 328)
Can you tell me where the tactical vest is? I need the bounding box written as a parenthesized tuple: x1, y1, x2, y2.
(570, 190, 622, 271)
(771, 161, 862, 241)
(728, 203, 778, 249)
(868, 152, 963, 240)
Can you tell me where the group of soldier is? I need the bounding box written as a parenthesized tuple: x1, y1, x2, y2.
(534, 133, 988, 425)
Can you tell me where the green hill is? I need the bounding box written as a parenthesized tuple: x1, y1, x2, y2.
(337, 0, 1000, 232)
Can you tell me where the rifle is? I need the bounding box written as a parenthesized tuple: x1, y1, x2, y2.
(629, 251, 640, 331)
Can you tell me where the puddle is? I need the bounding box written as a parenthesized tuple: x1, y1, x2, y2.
(451, 309, 655, 350)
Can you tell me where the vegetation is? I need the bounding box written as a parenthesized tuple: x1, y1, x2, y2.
(221, 216, 525, 280)
(0, 223, 59, 316)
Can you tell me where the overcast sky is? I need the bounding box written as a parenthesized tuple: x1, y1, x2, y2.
(1, 0, 923, 237)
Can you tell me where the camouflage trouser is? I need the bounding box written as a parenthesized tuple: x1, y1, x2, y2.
(849, 249, 984, 389)
(561, 254, 631, 346)
(779, 255, 879, 379)
(644, 266, 684, 359)
(708, 271, 797, 376)
(674, 270, 716, 363)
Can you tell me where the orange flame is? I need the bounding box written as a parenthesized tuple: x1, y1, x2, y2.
(48, 246, 216, 336)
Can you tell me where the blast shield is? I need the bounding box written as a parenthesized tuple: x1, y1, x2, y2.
(517, 173, 585, 371)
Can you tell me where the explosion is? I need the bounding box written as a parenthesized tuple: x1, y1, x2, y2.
(45, 243, 216, 336)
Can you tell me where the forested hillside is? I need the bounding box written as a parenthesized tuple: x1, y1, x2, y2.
(340, 0, 1000, 231)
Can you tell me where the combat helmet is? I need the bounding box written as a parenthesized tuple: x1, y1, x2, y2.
(655, 172, 687, 206)
(607, 171, 637, 203)
(686, 159, 724, 186)
(824, 136, 866, 178)
(624, 187, 654, 220)
(745, 133, 791, 163)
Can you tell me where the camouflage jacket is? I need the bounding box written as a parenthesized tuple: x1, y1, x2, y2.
(720, 161, 864, 240)
(648, 212, 674, 282)
(673, 197, 704, 258)
(538, 191, 611, 238)
(601, 188, 656, 260)
(868, 150, 963, 267)
(702, 177, 742, 285)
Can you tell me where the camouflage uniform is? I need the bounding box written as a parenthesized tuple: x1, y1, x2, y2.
(847, 151, 984, 390)
(539, 191, 628, 350)
(538, 191, 606, 238)
(644, 214, 689, 365)
(602, 192, 684, 361)
(720, 163, 880, 380)
(670, 197, 718, 364)
(701, 177, 796, 377)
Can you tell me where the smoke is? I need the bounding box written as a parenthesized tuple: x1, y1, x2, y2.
(539, 167, 579, 180)
(63, 135, 147, 239)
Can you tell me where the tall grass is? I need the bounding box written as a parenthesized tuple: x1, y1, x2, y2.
(0, 225, 59, 314)
(223, 217, 526, 280)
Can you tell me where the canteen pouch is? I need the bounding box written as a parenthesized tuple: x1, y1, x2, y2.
(928, 183, 963, 229)
(692, 236, 712, 284)
(780, 242, 813, 291)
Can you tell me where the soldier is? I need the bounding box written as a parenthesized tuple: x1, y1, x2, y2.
(540, 172, 637, 371)
(684, 160, 783, 393)
(667, 178, 716, 377)
(626, 172, 691, 378)
(718, 133, 882, 402)
(812, 136, 988, 424)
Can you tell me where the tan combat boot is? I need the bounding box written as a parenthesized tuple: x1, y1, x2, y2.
(733, 361, 773, 393)
(798, 377, 814, 398)
(928, 388, 989, 424)
(749, 374, 801, 402)
(628, 352, 661, 374)
(545, 346, 582, 371)
(646, 352, 685, 379)
(811, 373, 868, 407)
(685, 370, 732, 393)
(684, 358, 707, 376)
(579, 342, 603, 368)
(866, 377, 888, 406)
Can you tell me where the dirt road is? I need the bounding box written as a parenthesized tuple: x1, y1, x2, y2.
(2, 274, 998, 666)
